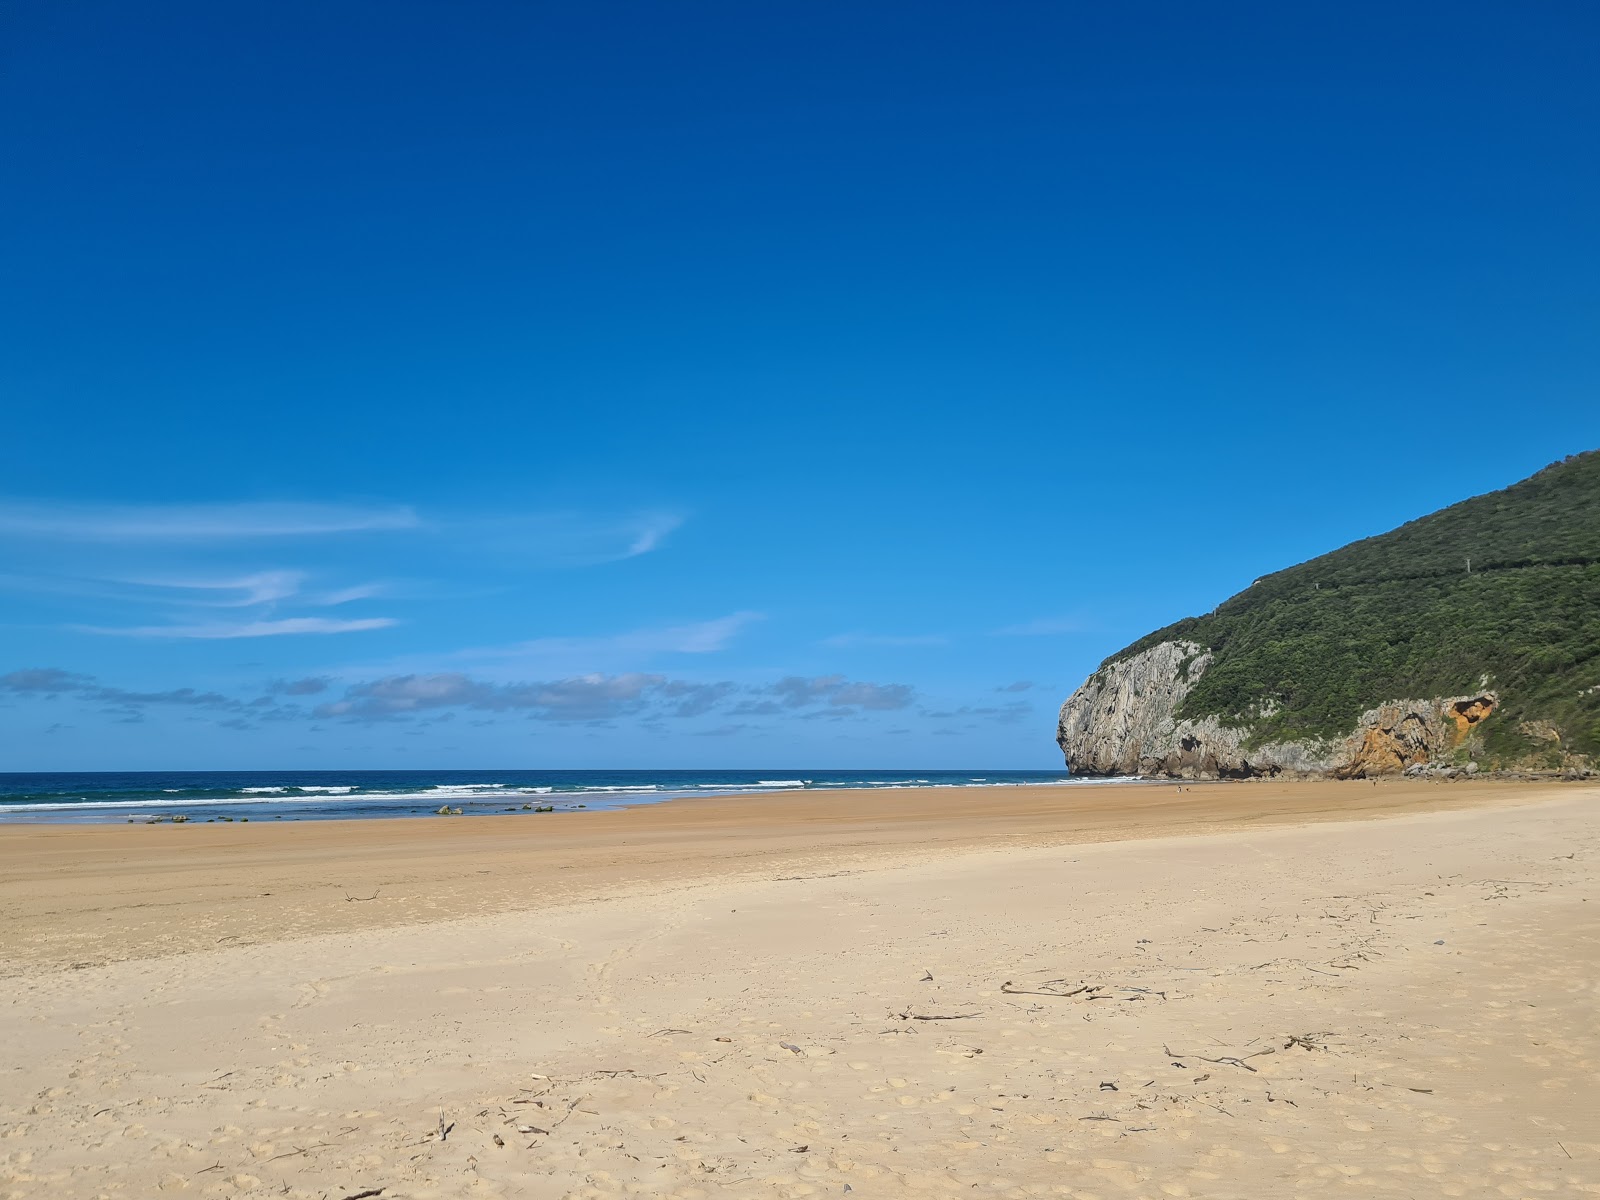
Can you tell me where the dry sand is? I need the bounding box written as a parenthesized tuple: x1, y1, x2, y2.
(1, 779, 1597, 1198)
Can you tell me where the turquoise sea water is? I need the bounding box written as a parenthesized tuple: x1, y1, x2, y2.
(0, 769, 1127, 824)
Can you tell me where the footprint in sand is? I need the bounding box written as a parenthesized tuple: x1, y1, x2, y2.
(292, 980, 331, 1008)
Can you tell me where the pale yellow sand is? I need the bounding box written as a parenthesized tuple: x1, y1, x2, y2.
(1, 780, 1597, 1198)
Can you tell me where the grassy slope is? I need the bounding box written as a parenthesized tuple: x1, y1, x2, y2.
(1108, 450, 1600, 765)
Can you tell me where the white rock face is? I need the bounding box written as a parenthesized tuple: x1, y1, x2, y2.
(1056, 640, 1494, 778)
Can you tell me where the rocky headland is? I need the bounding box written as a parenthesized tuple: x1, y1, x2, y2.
(1058, 451, 1600, 779)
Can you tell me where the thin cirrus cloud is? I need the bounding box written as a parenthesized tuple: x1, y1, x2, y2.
(74, 617, 399, 640)
(441, 612, 765, 671)
(0, 499, 684, 565)
(819, 632, 948, 648)
(0, 501, 420, 541)
(114, 573, 389, 608)
(567, 611, 760, 655)
(317, 584, 386, 605)
(114, 570, 308, 607)
(468, 510, 685, 566)
(0, 498, 687, 645)
(991, 616, 1094, 636)
(0, 569, 390, 620)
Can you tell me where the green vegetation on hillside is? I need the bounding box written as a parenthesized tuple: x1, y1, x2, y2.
(1109, 451, 1600, 766)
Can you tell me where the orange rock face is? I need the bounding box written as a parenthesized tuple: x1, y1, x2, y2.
(1338, 710, 1436, 777)
(1449, 697, 1495, 740)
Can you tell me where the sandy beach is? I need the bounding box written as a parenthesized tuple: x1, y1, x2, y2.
(2, 779, 1597, 1198)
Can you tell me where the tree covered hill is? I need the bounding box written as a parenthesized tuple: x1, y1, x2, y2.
(1109, 450, 1600, 768)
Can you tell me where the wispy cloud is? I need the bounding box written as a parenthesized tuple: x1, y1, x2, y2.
(0, 499, 686, 569)
(114, 570, 308, 607)
(1, 567, 393, 620)
(819, 632, 948, 648)
(470, 511, 686, 566)
(0, 501, 419, 541)
(624, 514, 682, 557)
(76, 617, 399, 639)
(0, 502, 688, 659)
(317, 584, 387, 605)
(620, 612, 761, 654)
(437, 612, 764, 672)
(991, 616, 1093, 636)
(996, 680, 1035, 692)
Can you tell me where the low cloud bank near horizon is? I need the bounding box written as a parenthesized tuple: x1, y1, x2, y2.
(1, 665, 926, 732)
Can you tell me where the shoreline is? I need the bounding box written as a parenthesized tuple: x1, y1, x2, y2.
(0, 768, 1094, 826)
(4, 767, 1584, 827)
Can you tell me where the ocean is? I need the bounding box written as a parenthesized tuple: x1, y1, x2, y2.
(0, 769, 1123, 824)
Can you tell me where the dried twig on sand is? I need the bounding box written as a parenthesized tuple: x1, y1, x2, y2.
(1001, 980, 1093, 998)
(548, 1097, 585, 1130)
(1163, 1044, 1275, 1072)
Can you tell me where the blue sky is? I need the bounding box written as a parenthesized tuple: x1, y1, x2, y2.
(2, 1, 1597, 770)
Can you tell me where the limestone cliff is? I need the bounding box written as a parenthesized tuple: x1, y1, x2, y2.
(1057, 639, 1498, 779)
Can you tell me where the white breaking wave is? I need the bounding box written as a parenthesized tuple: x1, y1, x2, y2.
(241, 785, 355, 795)
(0, 774, 1144, 821)
(10, 796, 276, 812)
